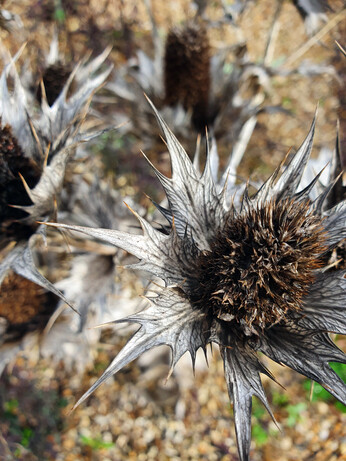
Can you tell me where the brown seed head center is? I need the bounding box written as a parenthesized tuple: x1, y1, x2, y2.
(0, 271, 59, 341)
(164, 21, 210, 131)
(0, 272, 48, 325)
(192, 199, 326, 332)
(37, 63, 72, 106)
(0, 122, 41, 242)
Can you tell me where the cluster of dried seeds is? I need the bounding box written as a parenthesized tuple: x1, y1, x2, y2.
(193, 198, 327, 332)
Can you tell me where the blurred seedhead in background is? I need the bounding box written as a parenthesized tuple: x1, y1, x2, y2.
(0, 43, 114, 374)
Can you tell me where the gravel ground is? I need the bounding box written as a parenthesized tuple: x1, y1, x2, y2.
(0, 339, 345, 461)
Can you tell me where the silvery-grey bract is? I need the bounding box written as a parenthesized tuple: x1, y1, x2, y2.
(0, 6, 23, 35)
(292, 0, 329, 35)
(219, 0, 329, 36)
(48, 102, 345, 461)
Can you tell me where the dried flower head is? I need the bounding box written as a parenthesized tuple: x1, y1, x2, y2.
(0, 271, 58, 343)
(0, 45, 111, 239)
(48, 103, 345, 461)
(0, 122, 41, 241)
(36, 62, 72, 106)
(191, 198, 326, 333)
(0, 45, 111, 371)
(164, 21, 210, 131)
(107, 15, 273, 153)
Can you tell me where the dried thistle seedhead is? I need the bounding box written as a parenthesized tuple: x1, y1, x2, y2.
(0, 123, 40, 240)
(0, 271, 58, 340)
(36, 63, 72, 106)
(44, 104, 346, 461)
(164, 21, 210, 131)
(192, 199, 326, 332)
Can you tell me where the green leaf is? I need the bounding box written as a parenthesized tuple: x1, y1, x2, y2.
(252, 423, 268, 446)
(21, 427, 33, 447)
(80, 435, 115, 450)
(303, 362, 346, 411)
(54, 7, 66, 23)
(335, 402, 346, 413)
(286, 403, 307, 427)
(272, 391, 289, 407)
(4, 398, 18, 413)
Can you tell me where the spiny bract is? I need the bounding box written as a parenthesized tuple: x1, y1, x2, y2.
(39, 175, 140, 373)
(49, 101, 346, 461)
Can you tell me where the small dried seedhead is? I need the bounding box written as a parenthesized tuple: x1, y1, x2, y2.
(0, 271, 58, 341)
(36, 63, 72, 106)
(191, 199, 326, 334)
(0, 123, 41, 242)
(164, 21, 210, 131)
